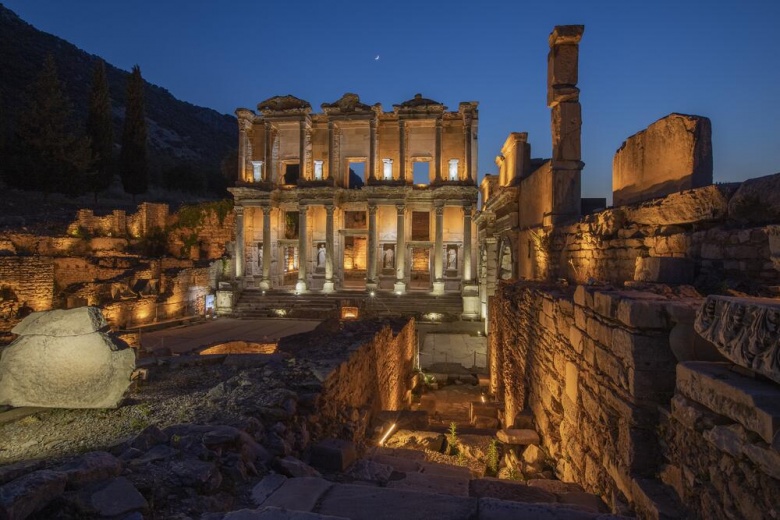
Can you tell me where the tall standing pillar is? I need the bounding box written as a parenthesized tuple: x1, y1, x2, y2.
(432, 203, 445, 295)
(434, 118, 442, 182)
(296, 203, 308, 293)
(394, 204, 406, 294)
(367, 203, 378, 290)
(327, 121, 334, 181)
(235, 205, 245, 280)
(298, 120, 306, 182)
(259, 206, 272, 290)
(463, 203, 473, 282)
(323, 205, 335, 293)
(547, 25, 585, 226)
(368, 118, 377, 182)
(235, 109, 254, 183)
(399, 120, 406, 182)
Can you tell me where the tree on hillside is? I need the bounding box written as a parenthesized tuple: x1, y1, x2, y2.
(86, 59, 114, 202)
(120, 64, 148, 199)
(13, 54, 91, 196)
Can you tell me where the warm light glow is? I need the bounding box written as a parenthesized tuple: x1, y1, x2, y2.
(271, 308, 287, 317)
(423, 312, 443, 321)
(199, 341, 277, 355)
(341, 307, 359, 320)
(378, 422, 397, 446)
(369, 291, 375, 297)
(480, 394, 487, 403)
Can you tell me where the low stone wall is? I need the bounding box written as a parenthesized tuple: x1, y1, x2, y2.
(0, 257, 55, 332)
(661, 363, 780, 519)
(488, 282, 701, 515)
(314, 319, 417, 446)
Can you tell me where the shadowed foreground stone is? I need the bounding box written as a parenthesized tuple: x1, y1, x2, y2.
(0, 469, 67, 520)
(0, 306, 134, 409)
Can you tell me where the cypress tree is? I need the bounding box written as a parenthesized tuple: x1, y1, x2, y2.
(119, 64, 148, 199)
(86, 59, 114, 201)
(14, 54, 91, 196)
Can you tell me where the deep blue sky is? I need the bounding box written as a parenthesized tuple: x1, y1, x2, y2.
(6, 0, 780, 202)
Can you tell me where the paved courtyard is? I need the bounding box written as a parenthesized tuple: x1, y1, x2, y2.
(139, 318, 321, 354)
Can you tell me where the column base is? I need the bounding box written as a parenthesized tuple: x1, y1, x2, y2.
(295, 280, 308, 294)
(366, 281, 379, 292)
(258, 279, 271, 291)
(394, 281, 407, 295)
(322, 280, 335, 294)
(432, 281, 446, 295)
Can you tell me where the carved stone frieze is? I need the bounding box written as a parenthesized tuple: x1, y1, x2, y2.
(694, 295, 780, 384)
(321, 93, 375, 115)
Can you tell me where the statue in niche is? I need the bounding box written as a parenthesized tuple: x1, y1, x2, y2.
(257, 243, 263, 268)
(317, 244, 326, 268)
(383, 245, 394, 269)
(382, 158, 393, 180)
(447, 247, 457, 270)
(314, 160, 324, 180)
(500, 245, 512, 280)
(448, 159, 459, 181)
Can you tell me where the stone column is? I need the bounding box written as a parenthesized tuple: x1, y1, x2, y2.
(547, 25, 585, 226)
(264, 122, 272, 182)
(434, 118, 442, 182)
(259, 206, 272, 290)
(369, 118, 377, 182)
(327, 121, 334, 181)
(296, 203, 308, 293)
(394, 204, 406, 294)
(234, 205, 245, 280)
(464, 115, 473, 183)
(367, 203, 378, 290)
(302, 119, 312, 181)
(463, 204, 473, 282)
(236, 109, 254, 182)
(299, 120, 306, 182)
(432, 203, 445, 295)
(399, 120, 406, 182)
(323, 204, 335, 293)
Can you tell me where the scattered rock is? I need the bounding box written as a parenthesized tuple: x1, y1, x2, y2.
(251, 473, 288, 506)
(72, 476, 148, 517)
(496, 429, 540, 446)
(310, 439, 357, 472)
(55, 451, 122, 488)
(277, 457, 322, 478)
(0, 469, 67, 520)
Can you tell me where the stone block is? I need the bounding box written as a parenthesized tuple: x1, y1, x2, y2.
(225, 507, 350, 520)
(386, 471, 469, 497)
(676, 361, 780, 443)
(478, 497, 597, 520)
(564, 362, 579, 404)
(11, 306, 107, 336)
(309, 439, 357, 472)
(317, 483, 478, 520)
(728, 171, 780, 224)
(469, 478, 556, 502)
(263, 477, 333, 512)
(610, 328, 675, 369)
(615, 296, 668, 330)
(634, 257, 694, 284)
(613, 113, 712, 207)
(573, 285, 594, 309)
(0, 470, 67, 520)
(0, 331, 135, 409)
(252, 473, 288, 506)
(551, 103, 582, 163)
(73, 476, 148, 517)
(55, 451, 123, 489)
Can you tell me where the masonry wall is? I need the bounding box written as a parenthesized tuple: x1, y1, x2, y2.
(317, 319, 416, 446)
(489, 282, 693, 515)
(0, 257, 54, 331)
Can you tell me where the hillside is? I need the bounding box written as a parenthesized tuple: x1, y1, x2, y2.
(0, 4, 237, 187)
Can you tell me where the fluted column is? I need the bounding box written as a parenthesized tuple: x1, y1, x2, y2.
(394, 204, 406, 294)
(235, 205, 245, 279)
(327, 121, 334, 181)
(296, 203, 308, 293)
(367, 203, 378, 290)
(434, 118, 442, 182)
(463, 203, 473, 282)
(432, 203, 445, 294)
(264, 122, 272, 182)
(323, 204, 335, 293)
(259, 206, 272, 290)
(464, 116, 473, 183)
(298, 120, 306, 182)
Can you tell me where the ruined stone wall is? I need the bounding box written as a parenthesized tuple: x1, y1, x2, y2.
(67, 209, 127, 237)
(489, 282, 695, 515)
(0, 257, 55, 332)
(317, 320, 416, 445)
(613, 114, 712, 207)
(52, 257, 134, 290)
(536, 182, 780, 289)
(167, 203, 235, 261)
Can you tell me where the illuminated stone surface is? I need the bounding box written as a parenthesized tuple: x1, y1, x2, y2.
(694, 295, 780, 384)
(613, 113, 712, 207)
(0, 308, 135, 408)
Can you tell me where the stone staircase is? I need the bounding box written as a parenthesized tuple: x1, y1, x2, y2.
(242, 445, 620, 520)
(233, 289, 465, 321)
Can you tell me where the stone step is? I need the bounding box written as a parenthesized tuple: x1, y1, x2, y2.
(251, 476, 623, 520)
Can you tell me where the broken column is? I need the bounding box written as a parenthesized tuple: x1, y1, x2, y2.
(546, 25, 584, 225)
(0, 307, 135, 408)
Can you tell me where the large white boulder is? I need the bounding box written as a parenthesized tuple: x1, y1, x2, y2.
(0, 307, 135, 408)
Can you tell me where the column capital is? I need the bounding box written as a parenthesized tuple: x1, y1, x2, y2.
(298, 202, 308, 212)
(235, 205, 245, 216)
(434, 202, 445, 216)
(325, 204, 335, 215)
(261, 205, 272, 215)
(396, 203, 405, 215)
(368, 203, 378, 215)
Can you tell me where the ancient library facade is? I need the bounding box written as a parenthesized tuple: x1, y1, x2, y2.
(229, 93, 479, 297)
